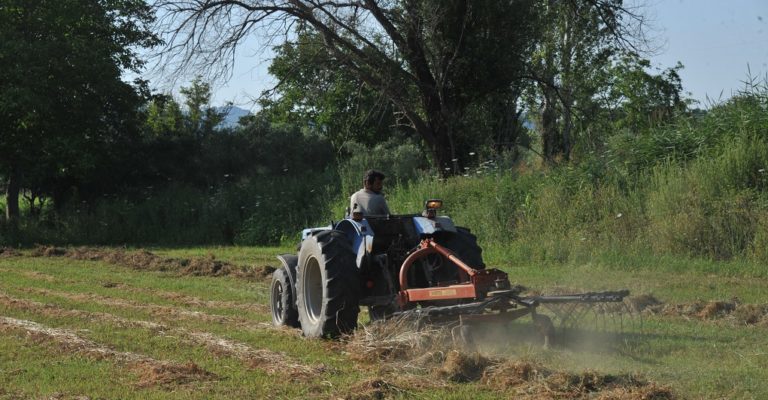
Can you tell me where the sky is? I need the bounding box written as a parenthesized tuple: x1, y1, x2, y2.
(150, 0, 768, 110)
(648, 0, 768, 106)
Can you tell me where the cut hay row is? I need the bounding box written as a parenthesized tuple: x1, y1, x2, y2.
(0, 292, 323, 380)
(0, 247, 21, 257)
(0, 316, 218, 388)
(109, 283, 268, 313)
(31, 246, 275, 280)
(19, 287, 269, 330)
(630, 294, 768, 326)
(0, 264, 267, 313)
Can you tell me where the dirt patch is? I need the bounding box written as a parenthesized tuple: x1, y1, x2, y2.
(31, 246, 274, 280)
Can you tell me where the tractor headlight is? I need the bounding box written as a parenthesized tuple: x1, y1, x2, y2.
(425, 199, 443, 210)
(423, 199, 442, 219)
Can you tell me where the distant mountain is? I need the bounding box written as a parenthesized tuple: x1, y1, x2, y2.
(215, 106, 252, 129)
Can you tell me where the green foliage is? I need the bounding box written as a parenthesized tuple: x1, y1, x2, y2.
(259, 31, 402, 151)
(646, 135, 768, 260)
(144, 94, 185, 137)
(604, 55, 688, 133)
(338, 138, 428, 197)
(0, 0, 159, 219)
(381, 87, 768, 265)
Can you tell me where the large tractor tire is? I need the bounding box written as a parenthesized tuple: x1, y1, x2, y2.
(428, 227, 486, 284)
(445, 227, 485, 270)
(270, 267, 300, 328)
(296, 230, 360, 338)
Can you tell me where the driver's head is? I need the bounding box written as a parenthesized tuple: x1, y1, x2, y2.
(363, 169, 385, 193)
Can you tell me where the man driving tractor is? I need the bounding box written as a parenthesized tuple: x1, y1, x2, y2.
(349, 169, 391, 217)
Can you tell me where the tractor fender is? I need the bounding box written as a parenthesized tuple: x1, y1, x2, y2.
(334, 219, 374, 268)
(412, 216, 457, 236)
(276, 254, 299, 303)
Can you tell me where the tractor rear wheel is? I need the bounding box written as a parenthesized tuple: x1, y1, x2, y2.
(296, 230, 360, 337)
(428, 227, 486, 284)
(270, 267, 299, 328)
(445, 227, 485, 270)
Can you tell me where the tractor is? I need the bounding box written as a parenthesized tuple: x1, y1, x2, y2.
(269, 200, 629, 340)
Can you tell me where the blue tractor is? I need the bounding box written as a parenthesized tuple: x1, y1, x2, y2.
(270, 200, 629, 339)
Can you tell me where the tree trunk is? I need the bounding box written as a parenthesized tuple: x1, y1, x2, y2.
(5, 166, 20, 222)
(540, 86, 561, 163)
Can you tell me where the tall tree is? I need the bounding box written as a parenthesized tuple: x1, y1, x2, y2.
(527, 0, 650, 162)
(0, 0, 159, 221)
(154, 0, 540, 174)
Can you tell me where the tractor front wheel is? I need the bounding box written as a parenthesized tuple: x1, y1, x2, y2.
(296, 230, 360, 337)
(270, 267, 299, 328)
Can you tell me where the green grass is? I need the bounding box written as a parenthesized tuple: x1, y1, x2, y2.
(0, 247, 766, 399)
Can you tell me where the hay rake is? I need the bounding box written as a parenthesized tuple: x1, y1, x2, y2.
(389, 238, 633, 345)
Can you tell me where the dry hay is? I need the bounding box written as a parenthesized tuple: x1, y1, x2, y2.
(0, 316, 218, 388)
(31, 246, 274, 280)
(0, 247, 21, 257)
(732, 304, 768, 325)
(627, 294, 663, 313)
(437, 350, 493, 382)
(345, 314, 453, 369)
(482, 361, 674, 399)
(0, 291, 319, 380)
(642, 298, 768, 326)
(0, 293, 316, 383)
(342, 378, 404, 400)
(345, 316, 674, 399)
(19, 287, 267, 329)
(116, 285, 267, 313)
(623, 294, 768, 326)
(186, 331, 327, 380)
(158, 291, 267, 312)
(131, 361, 217, 388)
(340, 374, 450, 399)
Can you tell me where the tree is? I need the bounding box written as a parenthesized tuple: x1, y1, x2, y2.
(179, 76, 227, 138)
(154, 0, 541, 174)
(0, 0, 159, 222)
(145, 94, 185, 137)
(259, 30, 404, 152)
(604, 55, 687, 132)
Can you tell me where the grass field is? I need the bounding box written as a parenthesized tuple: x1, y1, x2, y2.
(0, 246, 766, 399)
